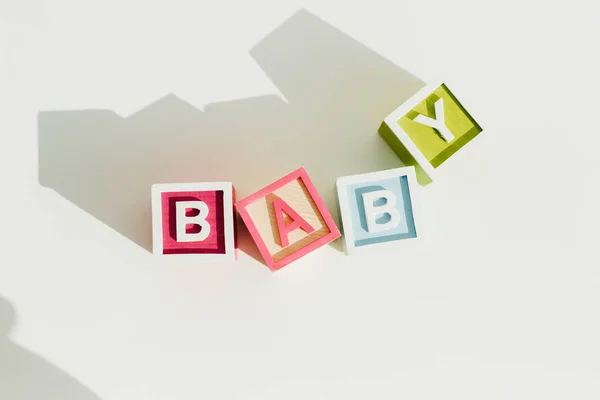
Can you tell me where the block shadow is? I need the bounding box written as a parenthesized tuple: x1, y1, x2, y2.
(37, 9, 424, 262)
(0, 296, 102, 399)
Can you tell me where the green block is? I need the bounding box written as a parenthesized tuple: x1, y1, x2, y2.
(379, 81, 483, 185)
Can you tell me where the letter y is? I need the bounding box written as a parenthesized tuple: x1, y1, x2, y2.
(414, 98, 454, 142)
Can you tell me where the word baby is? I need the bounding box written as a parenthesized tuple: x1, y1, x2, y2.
(151, 78, 481, 270)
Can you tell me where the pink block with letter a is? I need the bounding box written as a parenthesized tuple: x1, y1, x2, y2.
(151, 182, 236, 261)
(236, 167, 341, 271)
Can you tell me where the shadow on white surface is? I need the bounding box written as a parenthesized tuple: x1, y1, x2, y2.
(0, 297, 102, 400)
(37, 9, 424, 260)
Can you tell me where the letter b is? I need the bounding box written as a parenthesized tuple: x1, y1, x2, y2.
(175, 201, 210, 242)
(362, 190, 401, 233)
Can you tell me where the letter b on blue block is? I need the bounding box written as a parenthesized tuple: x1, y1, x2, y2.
(336, 167, 420, 254)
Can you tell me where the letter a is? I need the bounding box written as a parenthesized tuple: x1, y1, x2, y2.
(362, 190, 401, 233)
(272, 197, 315, 247)
(175, 201, 211, 242)
(413, 98, 455, 142)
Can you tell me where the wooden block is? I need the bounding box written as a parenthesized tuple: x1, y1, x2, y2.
(335, 167, 421, 255)
(151, 182, 236, 261)
(379, 76, 483, 185)
(236, 167, 341, 271)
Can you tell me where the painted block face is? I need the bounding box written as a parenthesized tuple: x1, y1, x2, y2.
(151, 182, 236, 261)
(236, 168, 341, 271)
(336, 167, 420, 254)
(380, 78, 483, 185)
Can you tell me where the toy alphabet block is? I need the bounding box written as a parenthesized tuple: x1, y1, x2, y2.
(335, 167, 421, 255)
(379, 76, 483, 185)
(151, 182, 236, 261)
(236, 167, 341, 271)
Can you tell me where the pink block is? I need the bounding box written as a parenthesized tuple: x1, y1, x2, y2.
(151, 182, 236, 261)
(160, 190, 225, 254)
(236, 167, 341, 271)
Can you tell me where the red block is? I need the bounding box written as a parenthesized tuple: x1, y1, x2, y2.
(152, 182, 236, 261)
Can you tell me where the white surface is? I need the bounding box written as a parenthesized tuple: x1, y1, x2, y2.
(1, 0, 599, 399)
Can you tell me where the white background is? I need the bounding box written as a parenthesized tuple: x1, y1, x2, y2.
(1, 0, 599, 398)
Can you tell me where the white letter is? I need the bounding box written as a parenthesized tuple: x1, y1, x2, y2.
(362, 190, 401, 233)
(175, 201, 210, 242)
(414, 98, 455, 142)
